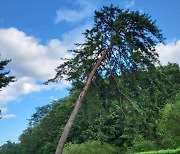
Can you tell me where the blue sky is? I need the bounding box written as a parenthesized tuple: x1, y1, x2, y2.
(0, 0, 180, 145)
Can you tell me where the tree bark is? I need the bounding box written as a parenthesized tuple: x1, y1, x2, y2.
(55, 43, 114, 154)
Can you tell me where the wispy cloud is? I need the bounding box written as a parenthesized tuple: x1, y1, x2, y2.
(0, 107, 8, 113)
(0, 107, 16, 119)
(124, 0, 135, 9)
(156, 40, 180, 65)
(55, 0, 96, 23)
(1, 114, 16, 120)
(0, 23, 92, 106)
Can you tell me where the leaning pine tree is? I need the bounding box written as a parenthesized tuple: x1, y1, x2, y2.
(48, 6, 163, 154)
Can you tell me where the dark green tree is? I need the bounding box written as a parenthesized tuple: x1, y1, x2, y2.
(5, 64, 179, 153)
(48, 6, 163, 153)
(0, 57, 15, 90)
(157, 93, 180, 149)
(19, 98, 75, 154)
(28, 104, 53, 127)
(0, 141, 21, 154)
(16, 63, 180, 153)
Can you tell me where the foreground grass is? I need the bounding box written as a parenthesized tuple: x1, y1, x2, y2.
(134, 147, 180, 154)
(63, 141, 180, 154)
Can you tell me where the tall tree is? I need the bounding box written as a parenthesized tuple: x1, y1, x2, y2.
(48, 6, 163, 153)
(0, 57, 15, 90)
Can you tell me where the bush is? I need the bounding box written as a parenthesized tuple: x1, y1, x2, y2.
(42, 142, 56, 154)
(126, 135, 157, 153)
(63, 140, 120, 154)
(157, 93, 180, 149)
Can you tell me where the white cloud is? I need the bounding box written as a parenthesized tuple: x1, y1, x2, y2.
(0, 28, 68, 80)
(0, 24, 91, 106)
(0, 107, 8, 113)
(55, 0, 96, 23)
(1, 114, 16, 119)
(0, 107, 16, 120)
(0, 77, 71, 106)
(156, 40, 180, 65)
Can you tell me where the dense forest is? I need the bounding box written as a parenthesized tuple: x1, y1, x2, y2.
(0, 6, 180, 154)
(0, 63, 180, 154)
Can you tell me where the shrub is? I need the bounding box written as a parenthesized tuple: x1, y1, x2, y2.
(63, 140, 120, 154)
(42, 142, 56, 154)
(126, 135, 157, 153)
(157, 93, 180, 149)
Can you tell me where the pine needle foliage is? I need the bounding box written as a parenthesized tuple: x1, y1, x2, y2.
(48, 5, 164, 85)
(0, 57, 16, 90)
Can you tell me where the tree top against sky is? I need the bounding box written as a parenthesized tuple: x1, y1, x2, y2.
(50, 6, 164, 85)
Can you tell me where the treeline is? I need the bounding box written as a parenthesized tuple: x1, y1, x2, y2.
(0, 63, 180, 154)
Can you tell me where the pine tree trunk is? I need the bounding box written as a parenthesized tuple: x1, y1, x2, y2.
(55, 43, 114, 154)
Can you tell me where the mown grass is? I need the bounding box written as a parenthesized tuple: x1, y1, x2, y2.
(134, 147, 180, 154)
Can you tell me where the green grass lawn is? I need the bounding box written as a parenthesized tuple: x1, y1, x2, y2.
(134, 147, 180, 154)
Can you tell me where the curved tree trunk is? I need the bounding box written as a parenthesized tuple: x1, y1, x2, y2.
(55, 43, 114, 154)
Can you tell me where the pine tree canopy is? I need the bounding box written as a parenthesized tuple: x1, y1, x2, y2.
(0, 57, 16, 90)
(49, 6, 164, 85)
